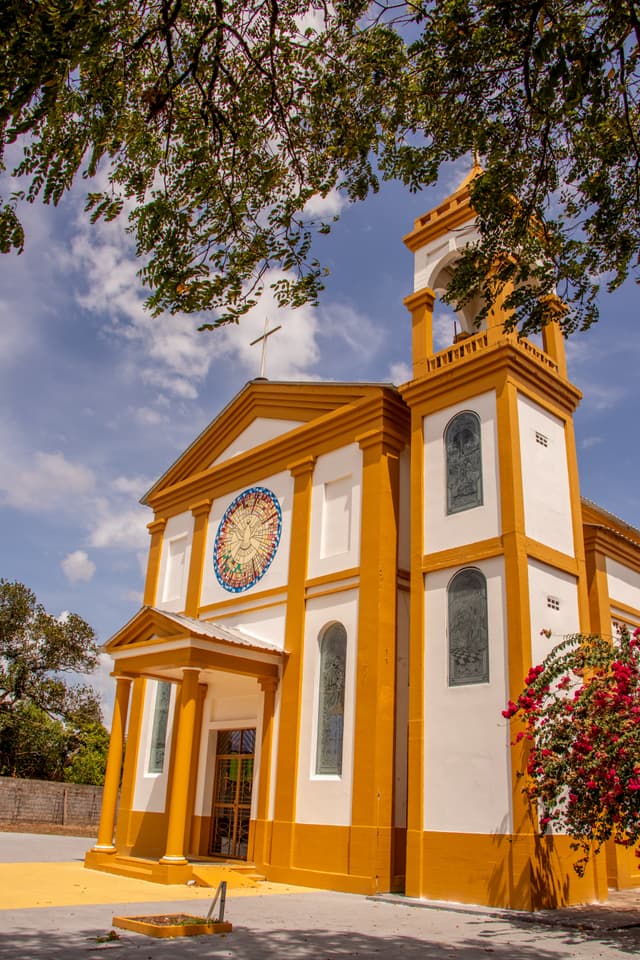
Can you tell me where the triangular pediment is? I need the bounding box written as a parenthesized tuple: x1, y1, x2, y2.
(141, 379, 393, 504)
(104, 606, 283, 656)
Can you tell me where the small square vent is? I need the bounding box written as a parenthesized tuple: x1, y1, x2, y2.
(535, 431, 549, 448)
(546, 596, 560, 611)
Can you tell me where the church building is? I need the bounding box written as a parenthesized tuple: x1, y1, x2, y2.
(86, 172, 640, 909)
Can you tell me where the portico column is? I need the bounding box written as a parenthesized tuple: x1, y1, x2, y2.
(160, 667, 200, 864)
(93, 676, 133, 852)
(253, 675, 278, 868)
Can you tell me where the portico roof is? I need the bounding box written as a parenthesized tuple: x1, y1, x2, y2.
(103, 606, 283, 681)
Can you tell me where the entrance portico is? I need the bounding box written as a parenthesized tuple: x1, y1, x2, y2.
(86, 607, 282, 885)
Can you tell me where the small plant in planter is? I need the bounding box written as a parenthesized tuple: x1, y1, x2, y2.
(112, 881, 232, 938)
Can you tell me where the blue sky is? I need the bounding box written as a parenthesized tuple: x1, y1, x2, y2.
(1, 159, 639, 722)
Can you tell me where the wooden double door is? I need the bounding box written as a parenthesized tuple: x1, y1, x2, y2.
(209, 728, 256, 860)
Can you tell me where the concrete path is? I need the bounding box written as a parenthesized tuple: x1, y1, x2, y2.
(0, 833, 639, 960)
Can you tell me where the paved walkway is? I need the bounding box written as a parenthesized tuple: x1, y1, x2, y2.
(0, 833, 639, 960)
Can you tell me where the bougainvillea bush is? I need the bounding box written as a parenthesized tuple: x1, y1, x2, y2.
(503, 627, 640, 875)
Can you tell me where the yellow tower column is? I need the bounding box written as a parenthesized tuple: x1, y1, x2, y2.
(160, 667, 200, 867)
(252, 676, 278, 870)
(184, 499, 212, 617)
(92, 676, 133, 852)
(270, 455, 315, 874)
(143, 518, 167, 605)
(403, 288, 435, 379)
(350, 429, 402, 892)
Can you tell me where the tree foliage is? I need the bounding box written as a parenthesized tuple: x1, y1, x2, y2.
(1, 1, 639, 334)
(0, 579, 108, 782)
(503, 628, 640, 875)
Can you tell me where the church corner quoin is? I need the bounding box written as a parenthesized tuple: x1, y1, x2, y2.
(87, 173, 640, 908)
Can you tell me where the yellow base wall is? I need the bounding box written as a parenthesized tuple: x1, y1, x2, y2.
(606, 840, 640, 890)
(406, 830, 608, 910)
(256, 820, 406, 895)
(121, 810, 169, 859)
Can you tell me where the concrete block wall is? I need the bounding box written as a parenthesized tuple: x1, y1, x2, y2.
(0, 777, 104, 826)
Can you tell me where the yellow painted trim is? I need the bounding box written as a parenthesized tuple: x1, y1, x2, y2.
(582, 500, 640, 546)
(350, 436, 401, 889)
(161, 668, 200, 863)
(524, 538, 579, 577)
(113, 647, 279, 680)
(304, 567, 360, 591)
(405, 408, 426, 897)
(184, 499, 212, 617)
(583, 524, 640, 574)
(199, 598, 287, 622)
(304, 581, 360, 602)
(197, 584, 288, 616)
(608, 596, 640, 621)
(115, 677, 146, 853)
(143, 519, 167, 606)
(271, 455, 315, 869)
(422, 537, 503, 573)
(93, 677, 132, 852)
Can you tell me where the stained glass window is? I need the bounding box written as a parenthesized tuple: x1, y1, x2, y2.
(148, 681, 172, 773)
(448, 568, 489, 686)
(445, 411, 483, 514)
(315, 622, 347, 775)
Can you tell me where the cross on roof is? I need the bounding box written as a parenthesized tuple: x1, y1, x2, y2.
(250, 317, 282, 378)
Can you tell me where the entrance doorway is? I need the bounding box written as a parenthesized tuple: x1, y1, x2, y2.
(209, 728, 256, 860)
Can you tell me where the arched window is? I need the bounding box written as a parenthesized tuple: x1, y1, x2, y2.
(445, 411, 483, 515)
(448, 568, 489, 686)
(315, 622, 347, 775)
(148, 681, 172, 773)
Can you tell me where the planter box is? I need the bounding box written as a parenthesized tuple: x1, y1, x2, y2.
(112, 914, 232, 939)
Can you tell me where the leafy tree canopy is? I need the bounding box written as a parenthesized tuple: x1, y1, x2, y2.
(0, 579, 107, 781)
(504, 628, 640, 875)
(1, 1, 639, 335)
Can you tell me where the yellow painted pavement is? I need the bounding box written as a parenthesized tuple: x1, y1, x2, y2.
(0, 861, 316, 910)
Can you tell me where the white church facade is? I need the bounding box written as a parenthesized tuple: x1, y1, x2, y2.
(86, 173, 640, 909)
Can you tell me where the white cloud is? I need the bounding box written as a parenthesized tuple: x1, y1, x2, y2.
(69, 212, 216, 402)
(0, 446, 95, 512)
(0, 301, 35, 364)
(89, 503, 149, 550)
(112, 475, 155, 497)
(61, 549, 96, 583)
(318, 302, 385, 364)
(388, 361, 412, 385)
(581, 435, 603, 450)
(92, 653, 116, 724)
(216, 269, 321, 378)
(433, 307, 456, 351)
(304, 189, 346, 219)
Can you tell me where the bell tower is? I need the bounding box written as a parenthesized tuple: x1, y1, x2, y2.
(399, 170, 605, 909)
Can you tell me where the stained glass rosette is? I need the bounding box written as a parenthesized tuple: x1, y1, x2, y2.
(213, 486, 282, 593)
